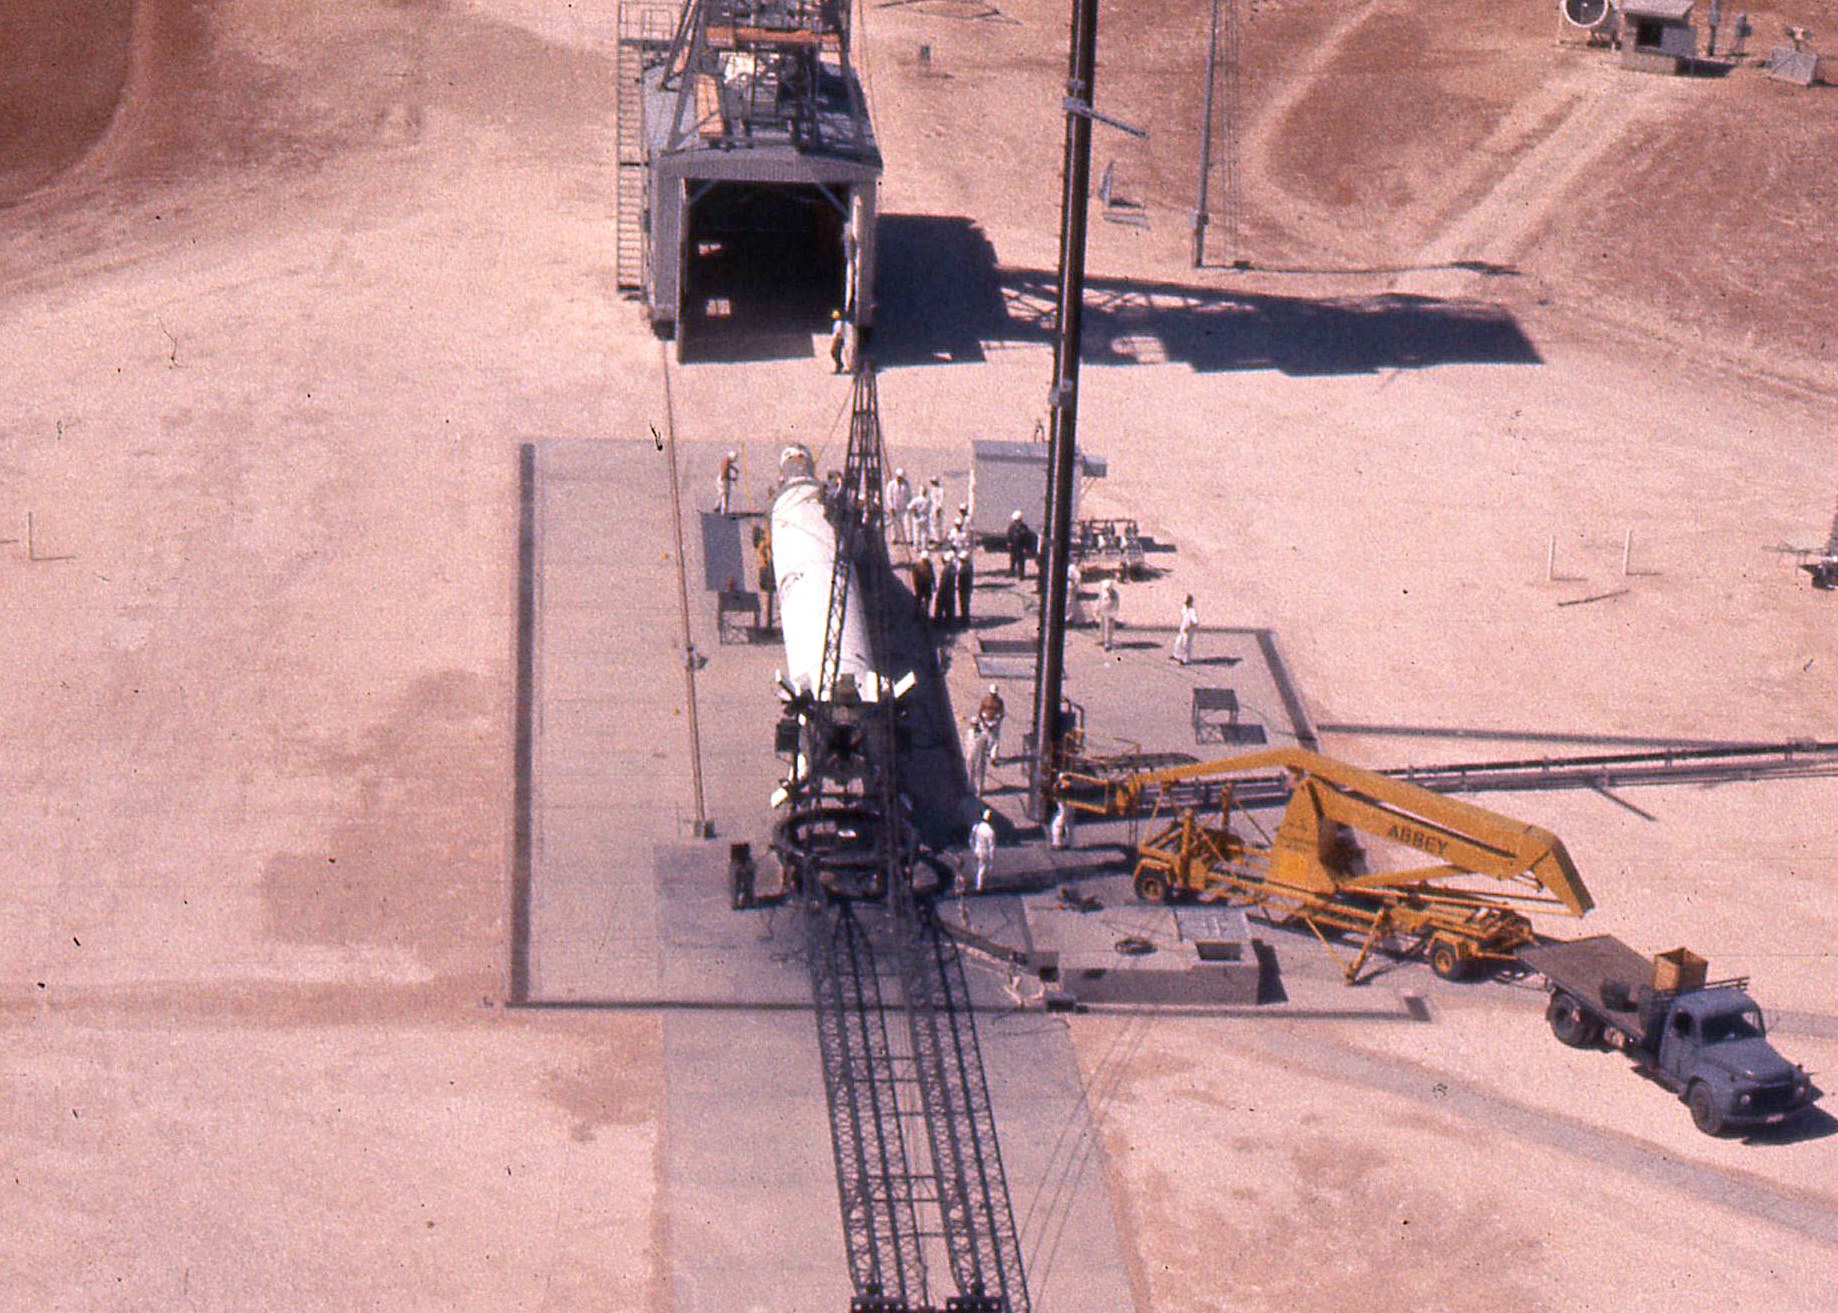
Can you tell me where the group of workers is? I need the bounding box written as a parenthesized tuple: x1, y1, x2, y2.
(731, 452, 1195, 666)
(909, 549, 977, 627)
(966, 686, 1005, 893)
(720, 450, 1208, 901)
(881, 468, 956, 551)
(884, 468, 986, 628)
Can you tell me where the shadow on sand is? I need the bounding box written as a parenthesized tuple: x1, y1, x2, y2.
(871, 213, 1543, 375)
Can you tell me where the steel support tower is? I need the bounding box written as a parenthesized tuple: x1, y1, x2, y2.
(1031, 0, 1100, 820)
(1192, 0, 1243, 268)
(783, 366, 1031, 1313)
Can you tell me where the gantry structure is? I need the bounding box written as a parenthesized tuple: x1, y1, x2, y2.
(618, 0, 881, 346)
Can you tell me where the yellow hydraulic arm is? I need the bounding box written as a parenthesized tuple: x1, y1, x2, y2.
(1060, 746, 1594, 917)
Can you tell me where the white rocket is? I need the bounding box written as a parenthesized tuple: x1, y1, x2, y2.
(770, 444, 875, 699)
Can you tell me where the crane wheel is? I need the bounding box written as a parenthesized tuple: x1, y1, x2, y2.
(1427, 939, 1470, 981)
(1548, 992, 1604, 1048)
(1133, 869, 1170, 904)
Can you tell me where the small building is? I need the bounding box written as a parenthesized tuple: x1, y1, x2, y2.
(1617, 0, 1698, 73)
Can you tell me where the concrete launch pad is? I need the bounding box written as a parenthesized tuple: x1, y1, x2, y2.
(519, 438, 1136, 1312)
(14, 3, 1838, 1309)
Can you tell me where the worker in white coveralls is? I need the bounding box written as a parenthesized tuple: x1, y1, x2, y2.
(1098, 577, 1121, 651)
(966, 715, 996, 797)
(884, 468, 912, 543)
(715, 450, 739, 516)
(1172, 594, 1198, 666)
(1048, 797, 1076, 850)
(905, 482, 930, 550)
(947, 505, 970, 557)
(971, 809, 997, 893)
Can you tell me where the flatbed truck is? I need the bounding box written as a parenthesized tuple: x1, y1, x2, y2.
(1519, 935, 1820, 1135)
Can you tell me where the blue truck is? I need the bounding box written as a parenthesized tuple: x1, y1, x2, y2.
(1519, 935, 1820, 1135)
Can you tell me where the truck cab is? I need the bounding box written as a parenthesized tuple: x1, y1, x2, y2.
(1653, 987, 1815, 1134)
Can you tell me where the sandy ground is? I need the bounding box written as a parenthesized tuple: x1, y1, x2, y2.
(4, 0, 1836, 1308)
(4, 3, 664, 1307)
(0, 1, 133, 203)
(1073, 1011, 1837, 1313)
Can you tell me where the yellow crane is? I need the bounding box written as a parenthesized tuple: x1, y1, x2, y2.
(1055, 747, 1595, 983)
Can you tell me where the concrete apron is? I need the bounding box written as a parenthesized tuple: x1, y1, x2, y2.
(521, 439, 1137, 1311)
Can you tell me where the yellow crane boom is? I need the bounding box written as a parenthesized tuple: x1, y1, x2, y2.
(1056, 746, 1594, 982)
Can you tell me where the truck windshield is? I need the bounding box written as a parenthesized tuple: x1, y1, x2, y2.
(1700, 1008, 1765, 1044)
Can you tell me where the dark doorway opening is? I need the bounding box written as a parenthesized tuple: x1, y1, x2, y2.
(680, 182, 846, 362)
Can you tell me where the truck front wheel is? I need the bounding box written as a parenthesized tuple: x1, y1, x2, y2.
(1548, 992, 1603, 1048)
(1687, 1082, 1726, 1136)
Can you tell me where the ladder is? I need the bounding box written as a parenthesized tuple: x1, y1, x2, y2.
(616, 3, 674, 293)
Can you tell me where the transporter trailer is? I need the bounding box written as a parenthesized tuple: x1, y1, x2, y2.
(1520, 936, 1821, 1135)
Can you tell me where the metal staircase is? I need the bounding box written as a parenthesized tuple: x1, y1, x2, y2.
(615, 3, 675, 292)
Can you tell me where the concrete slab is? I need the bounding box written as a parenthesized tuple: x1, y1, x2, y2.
(1066, 622, 1316, 757)
(663, 1010, 853, 1313)
(525, 437, 1143, 1312)
(937, 841, 1127, 896)
(523, 440, 684, 1002)
(1019, 884, 1262, 1006)
(976, 1005, 1140, 1313)
(654, 843, 809, 1007)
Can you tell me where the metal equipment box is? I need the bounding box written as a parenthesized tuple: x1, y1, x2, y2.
(967, 440, 1107, 539)
(1652, 946, 1709, 992)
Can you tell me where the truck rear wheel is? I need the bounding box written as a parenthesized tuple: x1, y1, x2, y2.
(1133, 868, 1170, 904)
(1687, 1082, 1726, 1136)
(1548, 992, 1603, 1048)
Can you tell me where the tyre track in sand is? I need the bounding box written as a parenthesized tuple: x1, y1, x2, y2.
(1391, 60, 1689, 299)
(1248, 1026, 1838, 1251)
(1237, 0, 1389, 250)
